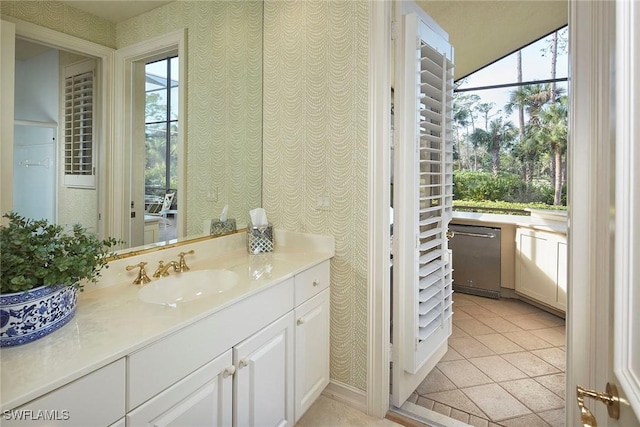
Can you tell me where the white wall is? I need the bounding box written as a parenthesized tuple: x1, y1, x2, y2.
(13, 49, 58, 222)
(15, 49, 58, 122)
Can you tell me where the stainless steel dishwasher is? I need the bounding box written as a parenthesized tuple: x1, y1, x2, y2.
(449, 224, 501, 299)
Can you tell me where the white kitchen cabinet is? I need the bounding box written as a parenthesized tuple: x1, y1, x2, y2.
(234, 312, 295, 427)
(515, 227, 567, 312)
(294, 288, 330, 422)
(127, 350, 233, 427)
(2, 359, 125, 427)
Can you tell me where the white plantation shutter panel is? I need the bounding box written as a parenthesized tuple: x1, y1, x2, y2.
(64, 59, 96, 188)
(397, 14, 454, 375)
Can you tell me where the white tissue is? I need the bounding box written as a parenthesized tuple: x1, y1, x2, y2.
(249, 208, 268, 226)
(220, 205, 229, 222)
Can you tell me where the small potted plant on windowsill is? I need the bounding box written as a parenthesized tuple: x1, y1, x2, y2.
(0, 212, 120, 347)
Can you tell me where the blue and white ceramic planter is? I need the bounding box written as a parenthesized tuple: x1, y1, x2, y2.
(0, 285, 78, 347)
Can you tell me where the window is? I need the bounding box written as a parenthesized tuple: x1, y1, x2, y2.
(144, 56, 178, 200)
(64, 59, 96, 188)
(453, 27, 568, 210)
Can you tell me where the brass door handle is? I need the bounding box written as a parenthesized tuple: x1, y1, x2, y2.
(576, 383, 620, 426)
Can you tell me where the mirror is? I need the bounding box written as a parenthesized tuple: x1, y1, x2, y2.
(6, 1, 263, 254)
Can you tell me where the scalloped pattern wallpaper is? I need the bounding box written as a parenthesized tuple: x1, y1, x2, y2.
(0, 1, 116, 48)
(263, 0, 370, 392)
(117, 1, 263, 236)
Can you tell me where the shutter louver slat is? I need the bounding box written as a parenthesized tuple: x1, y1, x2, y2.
(414, 32, 454, 351)
(64, 62, 95, 186)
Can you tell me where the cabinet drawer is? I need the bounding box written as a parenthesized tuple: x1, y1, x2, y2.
(294, 261, 330, 306)
(4, 359, 125, 427)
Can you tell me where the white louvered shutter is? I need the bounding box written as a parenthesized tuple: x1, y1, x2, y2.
(393, 9, 454, 405)
(64, 59, 96, 188)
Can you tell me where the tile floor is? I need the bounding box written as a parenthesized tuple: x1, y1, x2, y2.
(296, 395, 402, 427)
(406, 292, 566, 427)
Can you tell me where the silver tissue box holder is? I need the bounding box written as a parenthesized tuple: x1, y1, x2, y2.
(210, 218, 236, 236)
(246, 222, 274, 254)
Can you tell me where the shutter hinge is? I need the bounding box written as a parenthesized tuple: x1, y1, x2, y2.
(389, 343, 393, 359)
(391, 21, 397, 41)
(416, 36, 421, 50)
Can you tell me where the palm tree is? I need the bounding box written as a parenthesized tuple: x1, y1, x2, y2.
(469, 118, 516, 176)
(532, 96, 568, 205)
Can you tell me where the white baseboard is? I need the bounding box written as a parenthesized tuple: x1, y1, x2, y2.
(322, 380, 368, 414)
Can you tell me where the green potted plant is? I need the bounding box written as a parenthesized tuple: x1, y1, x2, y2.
(0, 212, 120, 347)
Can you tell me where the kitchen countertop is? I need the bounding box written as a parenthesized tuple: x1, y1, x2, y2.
(452, 210, 567, 234)
(0, 230, 334, 411)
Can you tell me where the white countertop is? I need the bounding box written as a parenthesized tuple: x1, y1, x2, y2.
(0, 230, 334, 411)
(452, 211, 567, 234)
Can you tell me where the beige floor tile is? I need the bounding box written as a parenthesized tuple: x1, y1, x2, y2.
(416, 396, 435, 410)
(507, 314, 554, 330)
(501, 352, 561, 377)
(453, 296, 480, 307)
(425, 389, 487, 418)
(534, 373, 566, 398)
(448, 336, 496, 359)
(438, 359, 493, 388)
(538, 408, 565, 427)
(475, 334, 525, 354)
(529, 311, 565, 327)
(440, 346, 465, 361)
(416, 367, 457, 395)
(531, 347, 566, 371)
(453, 309, 474, 320)
(432, 402, 452, 417)
(295, 396, 400, 427)
(451, 324, 470, 338)
(468, 355, 528, 382)
(476, 316, 523, 333)
(462, 383, 531, 421)
(502, 330, 555, 350)
(457, 304, 498, 319)
(454, 318, 498, 336)
(499, 413, 551, 427)
(450, 408, 470, 424)
(500, 378, 564, 412)
(529, 327, 566, 347)
(407, 393, 419, 404)
(469, 415, 490, 427)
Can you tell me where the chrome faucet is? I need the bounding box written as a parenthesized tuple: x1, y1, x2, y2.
(153, 260, 180, 278)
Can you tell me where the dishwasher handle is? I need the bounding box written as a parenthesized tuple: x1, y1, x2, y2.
(453, 231, 497, 239)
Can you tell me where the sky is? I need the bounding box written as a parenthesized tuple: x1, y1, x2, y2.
(455, 27, 568, 129)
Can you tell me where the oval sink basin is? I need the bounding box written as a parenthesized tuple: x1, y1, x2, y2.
(138, 269, 240, 306)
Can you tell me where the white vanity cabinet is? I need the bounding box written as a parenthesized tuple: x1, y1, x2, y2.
(234, 312, 295, 427)
(125, 259, 330, 427)
(515, 227, 567, 312)
(292, 260, 331, 422)
(2, 359, 125, 427)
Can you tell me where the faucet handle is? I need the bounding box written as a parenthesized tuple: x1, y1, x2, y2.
(126, 262, 151, 285)
(177, 250, 195, 272)
(153, 260, 166, 278)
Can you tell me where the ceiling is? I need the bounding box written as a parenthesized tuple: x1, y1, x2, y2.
(58, 1, 172, 23)
(418, 0, 568, 80)
(49, 1, 567, 81)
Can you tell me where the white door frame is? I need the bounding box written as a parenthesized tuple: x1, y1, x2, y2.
(367, 0, 392, 418)
(113, 29, 187, 247)
(566, 0, 616, 425)
(0, 16, 113, 239)
(367, 1, 628, 425)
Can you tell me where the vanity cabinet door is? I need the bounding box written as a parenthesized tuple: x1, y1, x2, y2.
(234, 312, 294, 427)
(127, 350, 233, 427)
(2, 359, 125, 427)
(294, 288, 330, 422)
